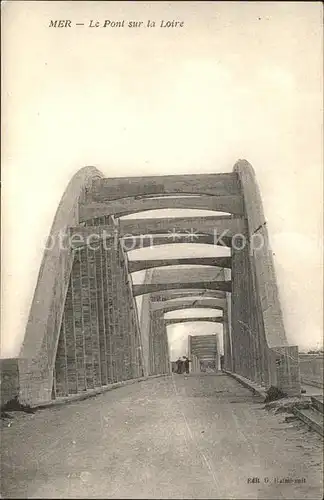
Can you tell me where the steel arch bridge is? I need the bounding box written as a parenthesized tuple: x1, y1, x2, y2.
(16, 160, 300, 405)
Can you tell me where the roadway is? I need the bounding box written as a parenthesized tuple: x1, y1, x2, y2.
(1, 373, 323, 499)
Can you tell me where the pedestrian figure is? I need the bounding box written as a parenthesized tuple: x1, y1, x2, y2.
(180, 356, 188, 374)
(176, 357, 184, 374)
(183, 356, 191, 374)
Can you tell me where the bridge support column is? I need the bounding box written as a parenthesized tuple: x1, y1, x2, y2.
(138, 270, 154, 377)
(191, 355, 200, 373)
(61, 276, 77, 395)
(149, 308, 170, 376)
(102, 243, 115, 383)
(231, 240, 263, 386)
(95, 243, 109, 385)
(118, 247, 133, 381)
(188, 336, 200, 373)
(222, 297, 233, 372)
(110, 246, 123, 382)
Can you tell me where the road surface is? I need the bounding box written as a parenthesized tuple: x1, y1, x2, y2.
(1, 373, 323, 499)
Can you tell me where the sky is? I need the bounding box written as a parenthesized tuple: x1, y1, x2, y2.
(1, 1, 323, 357)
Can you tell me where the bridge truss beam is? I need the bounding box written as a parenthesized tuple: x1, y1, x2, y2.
(9, 160, 300, 407)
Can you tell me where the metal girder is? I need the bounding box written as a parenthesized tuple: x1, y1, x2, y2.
(128, 256, 231, 273)
(68, 226, 233, 249)
(165, 317, 224, 325)
(86, 172, 240, 203)
(151, 297, 226, 312)
(118, 215, 244, 239)
(79, 194, 245, 221)
(132, 281, 232, 297)
(146, 266, 226, 285)
(149, 290, 227, 301)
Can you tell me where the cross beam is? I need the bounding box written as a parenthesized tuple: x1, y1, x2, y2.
(133, 281, 232, 297)
(118, 215, 243, 238)
(151, 297, 226, 313)
(79, 194, 245, 221)
(165, 317, 224, 325)
(149, 290, 227, 301)
(128, 256, 231, 273)
(87, 172, 241, 203)
(68, 226, 233, 249)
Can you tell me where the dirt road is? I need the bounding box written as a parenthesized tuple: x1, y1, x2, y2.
(1, 373, 322, 499)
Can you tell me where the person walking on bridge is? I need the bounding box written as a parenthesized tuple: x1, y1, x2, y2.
(183, 356, 191, 374)
(176, 357, 184, 374)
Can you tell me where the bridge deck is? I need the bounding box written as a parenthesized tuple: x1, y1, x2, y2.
(1, 374, 322, 499)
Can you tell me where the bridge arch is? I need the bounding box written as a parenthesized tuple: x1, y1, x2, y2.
(12, 160, 300, 406)
(19, 167, 104, 403)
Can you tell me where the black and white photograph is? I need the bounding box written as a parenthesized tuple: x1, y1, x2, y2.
(1, 1, 323, 498)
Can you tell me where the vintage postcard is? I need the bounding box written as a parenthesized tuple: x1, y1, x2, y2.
(1, 1, 323, 499)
